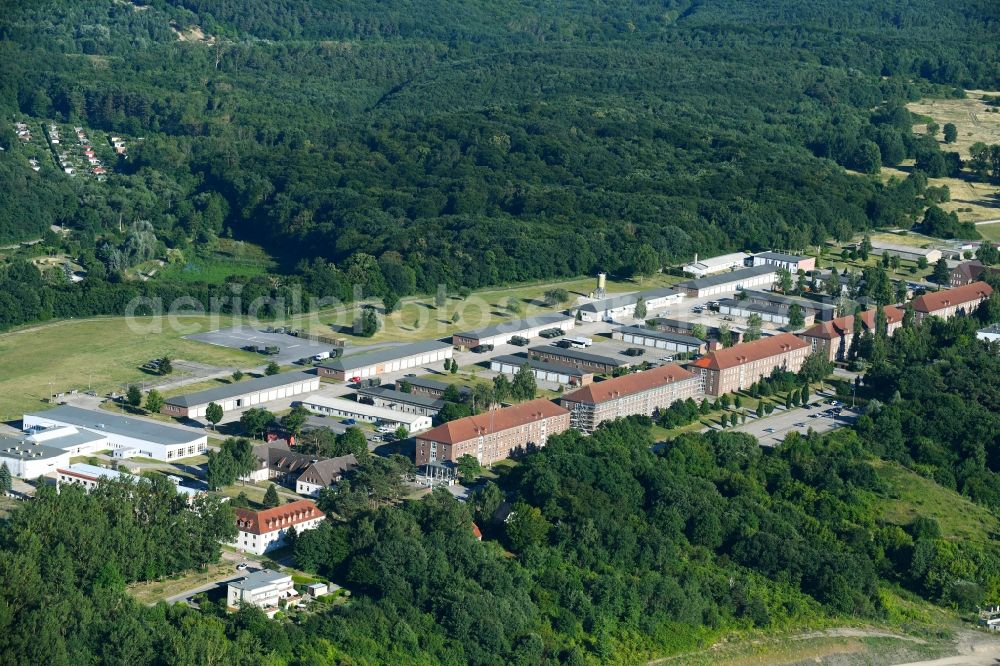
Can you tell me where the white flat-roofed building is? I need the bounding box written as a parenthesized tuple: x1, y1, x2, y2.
(0, 439, 71, 479)
(227, 569, 295, 614)
(452, 313, 576, 349)
(19, 425, 108, 455)
(682, 252, 752, 278)
(23, 405, 208, 462)
(318, 340, 453, 381)
(162, 371, 320, 418)
(300, 395, 433, 432)
(978, 323, 1000, 344)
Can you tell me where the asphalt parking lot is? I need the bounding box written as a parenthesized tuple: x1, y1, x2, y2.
(185, 326, 407, 366)
(733, 400, 858, 447)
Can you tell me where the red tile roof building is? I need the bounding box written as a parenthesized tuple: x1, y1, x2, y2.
(687, 333, 810, 396)
(911, 282, 993, 324)
(415, 398, 570, 466)
(560, 364, 701, 433)
(232, 499, 324, 555)
(799, 306, 904, 362)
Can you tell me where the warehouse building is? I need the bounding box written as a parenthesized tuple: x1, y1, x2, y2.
(318, 340, 453, 381)
(751, 251, 816, 273)
(869, 241, 942, 265)
(22, 405, 207, 461)
(682, 252, 752, 277)
(575, 287, 684, 322)
(357, 385, 447, 417)
(162, 371, 320, 418)
(560, 364, 701, 433)
(0, 438, 71, 479)
(415, 398, 570, 466)
(611, 326, 707, 354)
(529, 345, 632, 375)
(396, 376, 471, 400)
(19, 424, 107, 456)
(687, 333, 810, 396)
(676, 265, 777, 298)
(452, 313, 575, 349)
(489, 354, 595, 387)
(647, 318, 742, 345)
(299, 395, 433, 432)
(728, 290, 835, 322)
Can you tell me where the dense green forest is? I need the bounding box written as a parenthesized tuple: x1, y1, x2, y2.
(1, 0, 999, 330)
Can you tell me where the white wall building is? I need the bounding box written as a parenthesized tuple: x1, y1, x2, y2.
(227, 569, 296, 613)
(978, 323, 1000, 344)
(295, 455, 358, 497)
(232, 499, 325, 555)
(452, 313, 576, 349)
(22, 405, 208, 462)
(318, 340, 453, 381)
(575, 287, 684, 322)
(676, 265, 778, 298)
(55, 463, 135, 492)
(300, 395, 433, 432)
(162, 371, 320, 418)
(682, 252, 752, 278)
(0, 440, 71, 479)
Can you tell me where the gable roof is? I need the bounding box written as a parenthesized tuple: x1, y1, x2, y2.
(252, 444, 316, 475)
(454, 313, 573, 340)
(561, 364, 697, 405)
(297, 455, 358, 487)
(529, 345, 630, 367)
(688, 333, 809, 371)
(164, 371, 316, 408)
(800, 306, 904, 340)
(492, 353, 592, 377)
(951, 261, 987, 282)
(577, 287, 681, 313)
(416, 398, 568, 445)
(677, 265, 776, 291)
(321, 340, 452, 372)
(234, 499, 322, 535)
(911, 282, 993, 313)
(356, 385, 446, 409)
(614, 326, 706, 346)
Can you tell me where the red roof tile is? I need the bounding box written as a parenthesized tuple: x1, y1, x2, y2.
(235, 499, 321, 535)
(688, 333, 809, 371)
(911, 282, 993, 314)
(416, 398, 568, 445)
(561, 364, 696, 405)
(801, 306, 904, 340)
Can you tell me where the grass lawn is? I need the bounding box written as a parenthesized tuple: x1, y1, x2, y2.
(302, 273, 681, 346)
(979, 223, 1000, 243)
(127, 560, 234, 605)
(213, 481, 300, 507)
(875, 460, 999, 542)
(0, 316, 256, 421)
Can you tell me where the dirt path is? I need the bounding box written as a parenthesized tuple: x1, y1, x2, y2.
(893, 631, 1000, 666)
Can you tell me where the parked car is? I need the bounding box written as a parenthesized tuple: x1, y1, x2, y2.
(508, 336, 529, 346)
(342, 418, 356, 425)
(623, 347, 646, 357)
(763, 427, 776, 434)
(794, 422, 806, 427)
(471, 344, 494, 353)
(236, 563, 248, 571)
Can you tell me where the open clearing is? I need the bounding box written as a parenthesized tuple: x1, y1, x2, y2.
(0, 316, 255, 421)
(908, 92, 1000, 159)
(881, 92, 1000, 224)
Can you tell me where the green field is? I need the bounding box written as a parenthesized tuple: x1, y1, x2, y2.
(978, 223, 1000, 243)
(0, 316, 256, 421)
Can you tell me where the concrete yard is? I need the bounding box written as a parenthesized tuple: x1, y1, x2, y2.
(185, 326, 404, 366)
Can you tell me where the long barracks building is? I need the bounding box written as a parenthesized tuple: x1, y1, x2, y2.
(559, 364, 701, 433)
